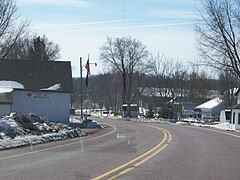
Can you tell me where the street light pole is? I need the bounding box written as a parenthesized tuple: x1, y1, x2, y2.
(80, 57, 83, 119)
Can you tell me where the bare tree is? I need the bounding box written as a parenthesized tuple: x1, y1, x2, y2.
(0, 0, 29, 59)
(218, 68, 238, 106)
(152, 54, 188, 100)
(27, 35, 60, 61)
(4, 35, 60, 61)
(195, 0, 240, 80)
(100, 36, 151, 117)
(152, 54, 175, 98)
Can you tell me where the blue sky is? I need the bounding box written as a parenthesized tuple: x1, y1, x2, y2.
(17, 0, 202, 77)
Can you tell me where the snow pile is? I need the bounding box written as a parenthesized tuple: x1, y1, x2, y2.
(181, 117, 200, 123)
(176, 121, 233, 131)
(80, 119, 104, 128)
(41, 84, 61, 91)
(70, 118, 105, 129)
(0, 119, 18, 129)
(0, 80, 25, 89)
(212, 122, 232, 130)
(190, 122, 232, 131)
(175, 121, 188, 125)
(0, 113, 86, 150)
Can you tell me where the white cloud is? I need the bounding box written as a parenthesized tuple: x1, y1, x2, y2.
(152, 10, 199, 19)
(36, 21, 198, 34)
(18, 0, 93, 8)
(37, 19, 141, 29)
(34, 21, 198, 77)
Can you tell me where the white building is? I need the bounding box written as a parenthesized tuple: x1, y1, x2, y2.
(220, 88, 240, 130)
(0, 60, 73, 124)
(194, 97, 225, 121)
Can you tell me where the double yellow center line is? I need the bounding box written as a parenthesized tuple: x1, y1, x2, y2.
(93, 125, 172, 180)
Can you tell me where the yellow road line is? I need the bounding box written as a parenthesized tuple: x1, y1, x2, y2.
(92, 125, 172, 180)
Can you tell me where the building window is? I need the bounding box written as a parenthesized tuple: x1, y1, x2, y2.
(238, 113, 240, 125)
(233, 112, 235, 124)
(225, 111, 231, 121)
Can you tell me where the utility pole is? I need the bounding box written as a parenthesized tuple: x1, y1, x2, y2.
(79, 55, 97, 120)
(80, 57, 83, 119)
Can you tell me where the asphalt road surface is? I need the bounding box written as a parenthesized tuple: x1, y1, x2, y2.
(0, 118, 240, 180)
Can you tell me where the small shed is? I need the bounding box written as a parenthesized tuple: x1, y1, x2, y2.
(194, 97, 225, 121)
(0, 60, 73, 124)
(122, 104, 139, 118)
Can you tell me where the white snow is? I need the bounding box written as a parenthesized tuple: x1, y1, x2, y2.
(181, 117, 200, 123)
(196, 97, 223, 110)
(0, 81, 25, 89)
(0, 129, 86, 150)
(0, 88, 13, 93)
(0, 119, 18, 129)
(175, 121, 188, 125)
(176, 121, 233, 131)
(0, 113, 87, 150)
(41, 84, 61, 91)
(190, 122, 232, 131)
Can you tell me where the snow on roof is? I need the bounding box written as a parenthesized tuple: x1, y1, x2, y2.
(0, 81, 24, 89)
(41, 84, 61, 91)
(0, 88, 13, 93)
(196, 97, 224, 110)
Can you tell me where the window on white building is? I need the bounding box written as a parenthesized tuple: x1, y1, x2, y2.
(238, 113, 240, 125)
(233, 112, 235, 124)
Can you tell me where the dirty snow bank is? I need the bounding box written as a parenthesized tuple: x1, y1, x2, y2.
(190, 122, 232, 131)
(69, 118, 105, 128)
(0, 113, 86, 150)
(176, 120, 234, 131)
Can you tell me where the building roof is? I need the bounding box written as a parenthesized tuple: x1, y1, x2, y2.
(228, 104, 240, 110)
(182, 102, 196, 111)
(0, 60, 73, 93)
(195, 97, 224, 110)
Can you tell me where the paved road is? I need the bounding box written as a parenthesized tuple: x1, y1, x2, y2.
(119, 123, 240, 180)
(1, 118, 240, 180)
(0, 118, 164, 180)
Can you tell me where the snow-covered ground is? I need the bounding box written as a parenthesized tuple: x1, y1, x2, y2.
(176, 120, 237, 131)
(134, 117, 237, 132)
(0, 113, 86, 150)
(190, 122, 233, 131)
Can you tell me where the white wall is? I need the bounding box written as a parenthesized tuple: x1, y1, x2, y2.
(0, 104, 11, 117)
(11, 90, 70, 124)
(220, 110, 226, 123)
(231, 109, 240, 130)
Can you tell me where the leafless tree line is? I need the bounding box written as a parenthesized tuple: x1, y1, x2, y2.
(151, 54, 216, 103)
(0, 0, 60, 61)
(71, 54, 237, 115)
